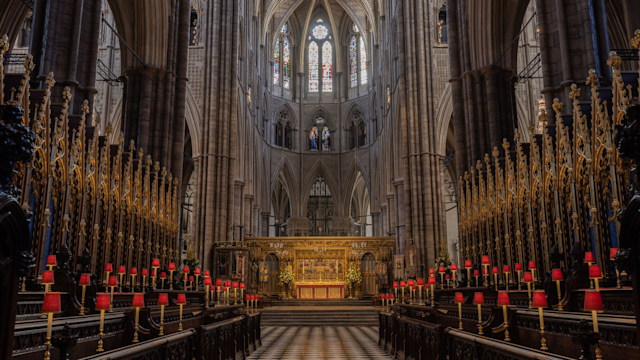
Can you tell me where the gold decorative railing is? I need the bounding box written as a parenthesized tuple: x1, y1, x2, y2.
(0, 35, 179, 278)
(457, 34, 640, 279)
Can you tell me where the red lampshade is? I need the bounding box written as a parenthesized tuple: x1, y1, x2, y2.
(492, 266, 499, 274)
(454, 292, 464, 303)
(473, 292, 485, 305)
(189, 276, 194, 282)
(42, 292, 61, 313)
(204, 278, 212, 286)
(46, 255, 57, 266)
(132, 293, 145, 308)
(130, 267, 137, 275)
(400, 280, 406, 287)
(246, 294, 251, 300)
(583, 290, 604, 312)
(157, 293, 169, 306)
(240, 283, 246, 289)
(141, 268, 148, 276)
(104, 263, 113, 272)
(108, 276, 117, 287)
(160, 272, 166, 279)
(523, 272, 533, 283)
(429, 269, 435, 275)
(465, 260, 473, 268)
(204, 270, 210, 277)
(393, 281, 398, 288)
(528, 261, 537, 270)
(610, 248, 619, 261)
(389, 294, 395, 299)
(439, 266, 445, 273)
(473, 270, 480, 277)
(95, 293, 111, 310)
(532, 290, 548, 308)
(481, 256, 490, 265)
(503, 265, 510, 273)
(225, 280, 231, 287)
(497, 291, 510, 306)
(515, 263, 523, 271)
(41, 270, 55, 285)
(152, 258, 160, 267)
(118, 265, 126, 274)
(168, 263, 176, 271)
(584, 252, 595, 263)
(183, 266, 190, 274)
(445, 274, 451, 280)
(216, 279, 223, 287)
(177, 293, 187, 305)
(79, 273, 91, 286)
(194, 268, 201, 275)
(428, 276, 436, 285)
(417, 278, 424, 286)
(451, 264, 458, 271)
(408, 279, 414, 286)
(232, 282, 238, 288)
(551, 269, 564, 282)
(589, 265, 602, 279)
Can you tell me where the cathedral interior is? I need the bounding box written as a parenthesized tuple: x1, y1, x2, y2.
(0, 0, 640, 359)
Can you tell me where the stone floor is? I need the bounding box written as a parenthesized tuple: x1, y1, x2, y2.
(248, 326, 391, 359)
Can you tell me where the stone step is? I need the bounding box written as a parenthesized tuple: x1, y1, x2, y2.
(260, 306, 380, 326)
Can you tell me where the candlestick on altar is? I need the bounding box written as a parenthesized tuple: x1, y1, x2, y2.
(160, 272, 166, 289)
(515, 263, 523, 291)
(108, 276, 117, 312)
(551, 269, 564, 310)
(589, 265, 603, 292)
(454, 292, 464, 330)
(204, 278, 212, 309)
(131, 293, 144, 343)
(151, 269, 157, 291)
(216, 279, 222, 306)
(497, 291, 511, 342)
(177, 293, 186, 331)
(117, 266, 126, 293)
(158, 293, 169, 335)
(584, 252, 595, 288)
(42, 292, 61, 360)
(233, 282, 239, 305)
(46, 255, 57, 272)
(95, 293, 111, 352)
(79, 273, 90, 315)
(584, 290, 604, 360)
(492, 267, 499, 291)
(246, 294, 251, 311)
(610, 248, 621, 289)
(439, 266, 445, 289)
(464, 260, 473, 287)
(194, 268, 201, 290)
(393, 281, 398, 301)
(451, 264, 458, 288)
(168, 262, 176, 290)
(189, 276, 194, 291)
(151, 258, 160, 290)
(473, 292, 485, 335)
(417, 278, 424, 305)
(481, 256, 490, 286)
(524, 272, 533, 308)
(183, 274, 188, 290)
(473, 270, 480, 288)
(400, 280, 406, 303)
(240, 283, 246, 305)
(407, 280, 414, 304)
(532, 290, 548, 350)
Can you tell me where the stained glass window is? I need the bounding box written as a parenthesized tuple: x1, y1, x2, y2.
(359, 36, 367, 85)
(322, 42, 332, 92)
(273, 38, 280, 86)
(312, 24, 328, 40)
(309, 126, 319, 150)
(283, 36, 291, 89)
(189, 10, 198, 46)
(281, 23, 288, 33)
(349, 36, 358, 88)
(309, 41, 319, 92)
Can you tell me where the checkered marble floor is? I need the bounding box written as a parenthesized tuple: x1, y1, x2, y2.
(248, 326, 391, 359)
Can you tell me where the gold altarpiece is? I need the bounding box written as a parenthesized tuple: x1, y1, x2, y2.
(246, 237, 395, 299)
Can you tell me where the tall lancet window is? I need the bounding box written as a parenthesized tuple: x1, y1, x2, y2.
(349, 24, 368, 88)
(273, 23, 292, 89)
(308, 19, 333, 92)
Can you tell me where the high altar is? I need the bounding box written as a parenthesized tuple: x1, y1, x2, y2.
(246, 237, 395, 299)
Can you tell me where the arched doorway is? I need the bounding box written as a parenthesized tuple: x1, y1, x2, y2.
(361, 253, 376, 295)
(263, 254, 280, 295)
